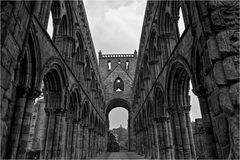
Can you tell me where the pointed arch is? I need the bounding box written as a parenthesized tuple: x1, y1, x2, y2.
(113, 77, 124, 91)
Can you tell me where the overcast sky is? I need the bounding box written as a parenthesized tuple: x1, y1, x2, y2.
(84, 0, 147, 54)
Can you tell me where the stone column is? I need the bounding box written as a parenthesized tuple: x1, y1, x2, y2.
(162, 116, 172, 159)
(193, 85, 218, 158)
(167, 106, 184, 159)
(149, 124, 156, 158)
(64, 117, 70, 159)
(153, 122, 160, 158)
(41, 107, 49, 159)
(7, 86, 29, 159)
(52, 18, 61, 42)
(177, 106, 191, 159)
(44, 107, 56, 159)
(94, 131, 98, 156)
(75, 120, 83, 159)
(155, 117, 164, 159)
(184, 105, 196, 158)
(58, 109, 67, 159)
(52, 108, 64, 159)
(70, 119, 78, 159)
(82, 125, 89, 159)
(16, 89, 41, 159)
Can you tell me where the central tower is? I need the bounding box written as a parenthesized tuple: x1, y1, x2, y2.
(99, 50, 137, 151)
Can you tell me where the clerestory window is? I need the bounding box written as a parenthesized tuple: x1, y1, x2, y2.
(113, 77, 124, 91)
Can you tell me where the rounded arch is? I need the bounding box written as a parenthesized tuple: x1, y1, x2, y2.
(106, 98, 130, 115)
(165, 55, 201, 159)
(69, 86, 82, 119)
(154, 82, 166, 118)
(82, 101, 90, 125)
(166, 55, 195, 105)
(41, 57, 68, 88)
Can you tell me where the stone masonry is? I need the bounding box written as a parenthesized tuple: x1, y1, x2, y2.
(1, 0, 239, 159)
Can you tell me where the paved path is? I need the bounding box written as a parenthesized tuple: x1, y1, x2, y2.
(91, 152, 147, 159)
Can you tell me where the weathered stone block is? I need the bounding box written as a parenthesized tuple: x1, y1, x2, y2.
(5, 33, 20, 59)
(207, 36, 221, 61)
(1, 66, 11, 90)
(218, 87, 234, 115)
(213, 61, 227, 85)
(229, 82, 240, 107)
(223, 55, 239, 81)
(209, 89, 222, 115)
(205, 72, 218, 94)
(212, 114, 230, 147)
(1, 98, 9, 118)
(216, 30, 240, 58)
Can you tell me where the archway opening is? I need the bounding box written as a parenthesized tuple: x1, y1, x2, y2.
(167, 62, 209, 159)
(27, 67, 64, 158)
(178, 7, 185, 37)
(106, 99, 131, 152)
(47, 11, 53, 39)
(108, 107, 129, 151)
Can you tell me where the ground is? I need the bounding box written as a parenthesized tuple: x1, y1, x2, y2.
(92, 152, 146, 159)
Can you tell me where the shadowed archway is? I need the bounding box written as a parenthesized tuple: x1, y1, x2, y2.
(106, 98, 133, 151)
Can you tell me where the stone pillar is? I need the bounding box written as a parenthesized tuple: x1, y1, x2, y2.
(41, 108, 50, 159)
(75, 120, 83, 159)
(184, 105, 196, 158)
(71, 119, 78, 159)
(7, 86, 29, 159)
(193, 85, 218, 158)
(58, 109, 67, 159)
(146, 128, 151, 158)
(163, 116, 173, 159)
(52, 18, 61, 42)
(44, 107, 56, 159)
(177, 106, 191, 159)
(94, 131, 98, 156)
(88, 128, 93, 157)
(82, 125, 89, 159)
(64, 117, 71, 159)
(149, 124, 157, 158)
(155, 118, 164, 159)
(52, 108, 64, 159)
(167, 106, 184, 159)
(29, 98, 47, 158)
(153, 122, 160, 158)
(16, 89, 41, 159)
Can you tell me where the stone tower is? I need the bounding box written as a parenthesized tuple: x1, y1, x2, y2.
(99, 50, 137, 105)
(99, 50, 137, 151)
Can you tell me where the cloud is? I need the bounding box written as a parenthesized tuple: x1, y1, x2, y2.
(84, 0, 147, 54)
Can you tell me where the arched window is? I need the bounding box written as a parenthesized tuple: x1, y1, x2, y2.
(113, 77, 124, 91)
(59, 15, 67, 35)
(126, 60, 129, 70)
(178, 7, 185, 37)
(108, 60, 111, 70)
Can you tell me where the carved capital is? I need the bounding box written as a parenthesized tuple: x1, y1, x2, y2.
(183, 105, 191, 112)
(216, 30, 240, 57)
(28, 88, 41, 100)
(16, 85, 30, 98)
(192, 85, 207, 97)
